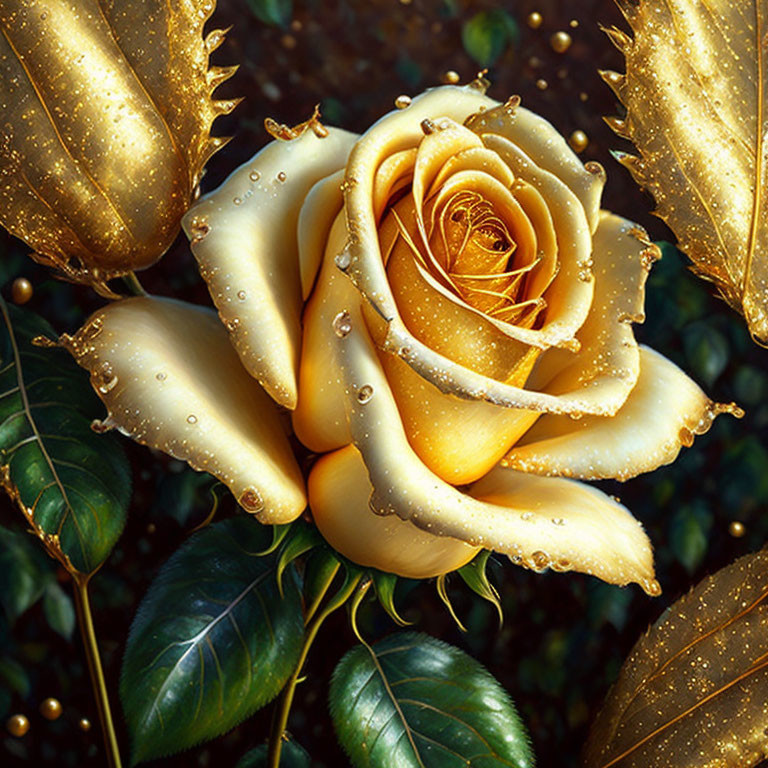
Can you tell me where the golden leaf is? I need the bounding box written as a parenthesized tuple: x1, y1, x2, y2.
(604, 1, 768, 344)
(584, 549, 768, 767)
(0, 0, 237, 289)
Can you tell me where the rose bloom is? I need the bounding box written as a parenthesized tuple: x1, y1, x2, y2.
(66, 83, 739, 594)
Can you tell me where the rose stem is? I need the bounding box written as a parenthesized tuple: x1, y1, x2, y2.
(267, 568, 363, 768)
(73, 574, 123, 768)
(121, 271, 147, 297)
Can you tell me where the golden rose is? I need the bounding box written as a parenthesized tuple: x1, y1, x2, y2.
(65, 84, 740, 594)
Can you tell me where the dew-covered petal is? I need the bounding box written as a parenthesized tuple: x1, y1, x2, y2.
(298, 168, 345, 300)
(332, 318, 656, 591)
(62, 297, 306, 524)
(292, 213, 357, 453)
(309, 444, 480, 578)
(505, 346, 742, 481)
(466, 100, 605, 233)
(470, 468, 657, 592)
(525, 211, 657, 414)
(182, 127, 358, 409)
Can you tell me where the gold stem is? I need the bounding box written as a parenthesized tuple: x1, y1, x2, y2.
(73, 575, 123, 768)
(267, 572, 361, 768)
(121, 271, 147, 297)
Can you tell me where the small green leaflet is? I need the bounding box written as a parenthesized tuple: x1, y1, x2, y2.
(0, 302, 130, 574)
(331, 631, 535, 768)
(121, 517, 304, 765)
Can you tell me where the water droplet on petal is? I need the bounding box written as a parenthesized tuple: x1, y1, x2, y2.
(335, 249, 352, 271)
(237, 290, 247, 300)
(239, 487, 264, 513)
(249, 170, 261, 182)
(357, 385, 374, 404)
(332, 311, 352, 338)
(395, 94, 412, 109)
(187, 414, 198, 424)
(277, 171, 287, 182)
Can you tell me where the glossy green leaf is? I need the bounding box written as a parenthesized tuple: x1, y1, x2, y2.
(0, 525, 50, 622)
(247, 0, 292, 27)
(42, 581, 75, 641)
(0, 302, 131, 573)
(303, 547, 342, 622)
(121, 517, 305, 765)
(461, 10, 519, 67)
(330, 631, 535, 768)
(372, 571, 411, 627)
(236, 740, 311, 768)
(150, 469, 218, 527)
(276, 522, 323, 595)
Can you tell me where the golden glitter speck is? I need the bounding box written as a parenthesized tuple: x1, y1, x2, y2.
(441, 70, 460, 85)
(11, 277, 33, 305)
(535, 79, 548, 91)
(6, 714, 29, 738)
(39, 698, 63, 721)
(569, 130, 589, 153)
(550, 31, 573, 54)
(527, 12, 543, 29)
(729, 521, 746, 538)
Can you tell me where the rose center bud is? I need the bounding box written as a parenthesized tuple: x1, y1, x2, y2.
(432, 191, 542, 326)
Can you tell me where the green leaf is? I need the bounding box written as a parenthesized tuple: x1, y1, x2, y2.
(457, 551, 503, 626)
(151, 469, 218, 527)
(0, 655, 30, 699)
(372, 570, 411, 627)
(121, 517, 305, 765)
(246, 0, 292, 27)
(682, 321, 729, 388)
(462, 10, 519, 67)
(42, 581, 75, 640)
(670, 503, 713, 574)
(276, 522, 322, 594)
(0, 525, 50, 622)
(330, 631, 535, 768)
(236, 740, 311, 768)
(0, 302, 131, 573)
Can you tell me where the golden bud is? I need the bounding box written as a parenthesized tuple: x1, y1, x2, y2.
(0, 0, 237, 290)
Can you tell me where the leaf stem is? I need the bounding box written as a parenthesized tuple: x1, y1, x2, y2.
(122, 271, 147, 297)
(267, 571, 362, 768)
(73, 575, 123, 768)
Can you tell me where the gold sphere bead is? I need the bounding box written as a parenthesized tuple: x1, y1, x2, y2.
(11, 277, 33, 305)
(442, 70, 460, 85)
(569, 130, 589, 153)
(729, 521, 746, 538)
(535, 79, 548, 91)
(78, 717, 92, 732)
(40, 697, 63, 721)
(550, 31, 573, 54)
(527, 12, 543, 29)
(7, 714, 30, 737)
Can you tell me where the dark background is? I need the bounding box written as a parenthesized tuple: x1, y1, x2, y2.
(2, 1, 767, 766)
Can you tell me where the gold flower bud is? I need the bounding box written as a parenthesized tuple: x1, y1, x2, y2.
(0, 0, 238, 291)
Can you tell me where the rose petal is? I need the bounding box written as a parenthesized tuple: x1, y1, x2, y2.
(466, 100, 605, 234)
(373, 147, 417, 221)
(505, 346, 742, 481)
(292, 213, 357, 452)
(62, 297, 306, 523)
(482, 134, 594, 343)
(382, 350, 539, 484)
(309, 444, 480, 578)
(298, 168, 345, 300)
(526, 211, 655, 412)
(332, 317, 657, 592)
(469, 468, 657, 592)
(182, 127, 357, 408)
(427, 146, 515, 197)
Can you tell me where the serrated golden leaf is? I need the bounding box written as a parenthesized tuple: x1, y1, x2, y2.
(0, 0, 237, 289)
(604, 0, 768, 344)
(584, 549, 768, 767)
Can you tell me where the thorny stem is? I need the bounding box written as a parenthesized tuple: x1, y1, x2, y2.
(267, 571, 362, 768)
(121, 271, 146, 297)
(73, 575, 123, 768)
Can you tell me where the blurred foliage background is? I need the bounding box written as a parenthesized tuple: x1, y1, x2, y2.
(0, 0, 765, 766)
